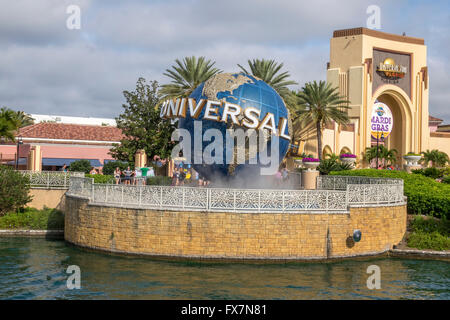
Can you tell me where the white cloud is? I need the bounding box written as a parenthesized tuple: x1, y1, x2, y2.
(0, 0, 448, 122)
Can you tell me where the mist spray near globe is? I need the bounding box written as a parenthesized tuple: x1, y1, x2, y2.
(160, 73, 292, 187)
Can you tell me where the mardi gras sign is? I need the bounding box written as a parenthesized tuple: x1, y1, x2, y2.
(370, 102, 393, 140)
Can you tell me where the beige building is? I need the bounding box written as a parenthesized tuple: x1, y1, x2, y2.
(294, 27, 450, 166)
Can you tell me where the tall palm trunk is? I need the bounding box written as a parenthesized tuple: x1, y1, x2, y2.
(316, 121, 323, 161)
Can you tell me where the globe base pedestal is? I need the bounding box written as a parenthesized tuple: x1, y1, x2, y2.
(404, 164, 422, 173)
(302, 170, 319, 190)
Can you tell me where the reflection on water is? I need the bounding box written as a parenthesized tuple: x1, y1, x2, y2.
(0, 238, 448, 300)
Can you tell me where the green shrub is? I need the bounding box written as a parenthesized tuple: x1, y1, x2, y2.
(318, 159, 339, 175)
(441, 167, 450, 176)
(69, 160, 91, 173)
(85, 174, 115, 184)
(410, 216, 449, 235)
(102, 161, 133, 176)
(406, 216, 449, 251)
(329, 169, 450, 219)
(412, 167, 442, 179)
(0, 165, 32, 217)
(407, 231, 450, 251)
(442, 176, 450, 184)
(0, 207, 64, 230)
(318, 158, 354, 175)
(146, 176, 172, 185)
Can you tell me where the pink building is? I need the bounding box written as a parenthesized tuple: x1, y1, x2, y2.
(0, 122, 124, 170)
(429, 115, 444, 133)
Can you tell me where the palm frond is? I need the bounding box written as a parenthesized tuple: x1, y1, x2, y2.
(160, 56, 222, 100)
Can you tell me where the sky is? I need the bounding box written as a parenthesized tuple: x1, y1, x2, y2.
(0, 0, 449, 122)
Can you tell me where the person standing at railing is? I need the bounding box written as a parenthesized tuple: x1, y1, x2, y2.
(134, 167, 142, 185)
(61, 164, 68, 172)
(123, 166, 132, 185)
(185, 169, 192, 186)
(172, 167, 179, 186)
(149, 166, 155, 176)
(131, 168, 137, 185)
(275, 170, 282, 187)
(281, 167, 289, 182)
(114, 167, 121, 185)
(140, 165, 149, 186)
(179, 168, 186, 186)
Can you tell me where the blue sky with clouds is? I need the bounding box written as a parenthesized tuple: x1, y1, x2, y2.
(0, 0, 449, 122)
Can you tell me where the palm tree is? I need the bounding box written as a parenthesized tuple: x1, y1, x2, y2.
(0, 108, 34, 142)
(294, 81, 350, 161)
(0, 108, 18, 142)
(160, 56, 222, 100)
(380, 147, 398, 167)
(324, 153, 340, 162)
(14, 111, 34, 128)
(237, 59, 298, 108)
(421, 149, 449, 167)
(364, 145, 398, 168)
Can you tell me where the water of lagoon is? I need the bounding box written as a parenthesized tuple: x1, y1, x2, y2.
(0, 237, 448, 300)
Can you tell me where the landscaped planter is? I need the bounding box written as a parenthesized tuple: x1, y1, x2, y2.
(340, 154, 357, 167)
(302, 158, 320, 171)
(403, 155, 422, 166)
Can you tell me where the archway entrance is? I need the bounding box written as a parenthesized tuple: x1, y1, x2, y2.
(374, 92, 409, 165)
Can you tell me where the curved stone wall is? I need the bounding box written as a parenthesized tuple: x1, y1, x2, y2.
(65, 195, 407, 260)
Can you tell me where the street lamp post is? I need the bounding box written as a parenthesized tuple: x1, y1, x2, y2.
(375, 132, 385, 169)
(16, 135, 23, 170)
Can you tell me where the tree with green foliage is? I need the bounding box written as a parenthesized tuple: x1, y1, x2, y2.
(421, 149, 449, 168)
(160, 56, 222, 100)
(294, 81, 350, 161)
(69, 160, 92, 174)
(237, 59, 298, 108)
(101, 161, 133, 176)
(0, 165, 32, 216)
(13, 110, 34, 128)
(110, 78, 176, 163)
(0, 107, 34, 142)
(0, 108, 18, 141)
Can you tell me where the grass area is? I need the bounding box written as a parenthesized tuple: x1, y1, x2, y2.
(0, 207, 64, 230)
(407, 216, 450, 251)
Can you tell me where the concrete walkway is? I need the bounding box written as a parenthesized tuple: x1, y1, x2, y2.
(0, 229, 64, 239)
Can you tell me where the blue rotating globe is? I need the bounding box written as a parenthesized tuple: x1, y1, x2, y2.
(177, 73, 291, 183)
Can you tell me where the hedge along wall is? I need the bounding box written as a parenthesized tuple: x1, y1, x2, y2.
(65, 195, 407, 260)
(330, 170, 450, 219)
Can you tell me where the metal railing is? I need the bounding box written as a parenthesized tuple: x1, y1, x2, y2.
(19, 170, 85, 189)
(317, 175, 403, 190)
(67, 175, 405, 213)
(317, 175, 405, 206)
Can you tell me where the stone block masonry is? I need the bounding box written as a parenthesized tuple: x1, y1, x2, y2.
(65, 195, 406, 260)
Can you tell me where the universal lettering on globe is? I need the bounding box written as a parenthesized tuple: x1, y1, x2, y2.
(161, 73, 292, 179)
(160, 97, 291, 140)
